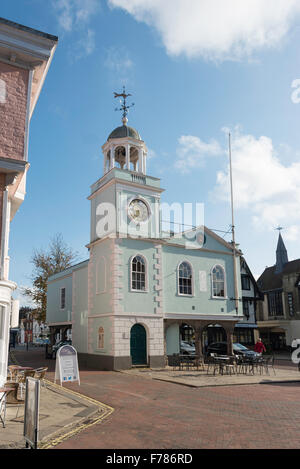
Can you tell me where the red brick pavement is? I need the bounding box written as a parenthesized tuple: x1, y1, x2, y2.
(10, 347, 300, 449)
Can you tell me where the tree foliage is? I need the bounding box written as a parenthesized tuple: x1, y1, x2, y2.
(23, 234, 78, 323)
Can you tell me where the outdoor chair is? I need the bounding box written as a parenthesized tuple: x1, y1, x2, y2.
(7, 365, 20, 382)
(206, 355, 218, 375)
(252, 355, 264, 375)
(16, 370, 35, 399)
(180, 355, 194, 371)
(223, 356, 236, 375)
(171, 354, 181, 371)
(206, 355, 226, 375)
(34, 367, 48, 388)
(193, 357, 205, 371)
(236, 356, 250, 374)
(263, 355, 276, 375)
(4, 382, 24, 419)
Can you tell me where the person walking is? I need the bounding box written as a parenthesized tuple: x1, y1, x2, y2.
(254, 338, 266, 354)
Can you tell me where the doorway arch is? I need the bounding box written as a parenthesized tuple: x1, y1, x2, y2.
(130, 324, 147, 365)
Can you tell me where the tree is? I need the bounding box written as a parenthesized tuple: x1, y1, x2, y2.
(23, 234, 78, 323)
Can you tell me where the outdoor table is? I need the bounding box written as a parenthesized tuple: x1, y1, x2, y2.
(179, 355, 199, 370)
(0, 387, 14, 428)
(8, 366, 34, 381)
(211, 356, 230, 375)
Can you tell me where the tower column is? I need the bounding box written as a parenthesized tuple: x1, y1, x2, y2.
(143, 151, 147, 175)
(110, 146, 115, 170)
(138, 148, 143, 173)
(126, 144, 130, 170)
(103, 151, 108, 174)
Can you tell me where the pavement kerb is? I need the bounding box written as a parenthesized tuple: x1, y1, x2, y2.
(38, 381, 114, 449)
(151, 376, 300, 388)
(8, 351, 114, 450)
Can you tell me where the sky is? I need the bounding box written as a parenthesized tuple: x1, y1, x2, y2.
(2, 0, 300, 305)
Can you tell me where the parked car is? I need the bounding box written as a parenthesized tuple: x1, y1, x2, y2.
(34, 337, 50, 346)
(33, 338, 44, 346)
(206, 341, 261, 359)
(180, 341, 196, 355)
(51, 340, 72, 359)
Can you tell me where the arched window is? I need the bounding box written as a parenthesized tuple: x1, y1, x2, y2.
(131, 255, 146, 291)
(178, 261, 193, 296)
(98, 327, 104, 349)
(212, 265, 226, 298)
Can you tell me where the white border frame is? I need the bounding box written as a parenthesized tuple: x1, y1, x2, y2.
(97, 326, 105, 350)
(130, 254, 149, 293)
(211, 264, 227, 299)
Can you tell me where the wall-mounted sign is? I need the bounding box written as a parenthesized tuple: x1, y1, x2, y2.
(54, 345, 80, 386)
(24, 377, 40, 449)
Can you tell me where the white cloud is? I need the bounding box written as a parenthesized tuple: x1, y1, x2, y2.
(174, 126, 300, 237)
(71, 29, 96, 61)
(108, 0, 300, 61)
(175, 135, 223, 172)
(214, 127, 300, 234)
(52, 0, 99, 59)
(104, 46, 134, 86)
(12, 286, 36, 308)
(53, 0, 99, 31)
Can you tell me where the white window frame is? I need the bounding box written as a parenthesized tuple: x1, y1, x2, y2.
(177, 260, 194, 297)
(211, 264, 227, 299)
(60, 287, 66, 310)
(130, 254, 148, 293)
(97, 326, 104, 350)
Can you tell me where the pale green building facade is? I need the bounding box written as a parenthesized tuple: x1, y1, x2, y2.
(46, 117, 243, 370)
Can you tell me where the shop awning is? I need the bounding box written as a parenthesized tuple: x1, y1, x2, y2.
(234, 323, 257, 328)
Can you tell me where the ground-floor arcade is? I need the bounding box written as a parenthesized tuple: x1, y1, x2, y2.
(47, 315, 243, 370)
(165, 318, 239, 360)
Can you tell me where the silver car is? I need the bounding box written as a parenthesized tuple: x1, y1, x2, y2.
(180, 341, 196, 355)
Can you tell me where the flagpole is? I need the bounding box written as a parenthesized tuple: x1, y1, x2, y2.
(228, 133, 239, 314)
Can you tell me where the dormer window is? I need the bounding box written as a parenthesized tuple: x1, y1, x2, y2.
(241, 274, 251, 290)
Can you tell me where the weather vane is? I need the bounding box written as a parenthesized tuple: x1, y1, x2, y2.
(114, 86, 135, 124)
(275, 226, 284, 232)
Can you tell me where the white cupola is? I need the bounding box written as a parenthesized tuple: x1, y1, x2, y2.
(102, 88, 148, 175)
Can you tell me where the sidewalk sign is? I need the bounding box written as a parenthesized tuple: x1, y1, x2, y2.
(54, 345, 80, 386)
(24, 377, 40, 450)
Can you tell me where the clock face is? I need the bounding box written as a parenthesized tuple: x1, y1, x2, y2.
(128, 198, 149, 223)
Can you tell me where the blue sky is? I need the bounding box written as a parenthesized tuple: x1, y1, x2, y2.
(2, 0, 300, 304)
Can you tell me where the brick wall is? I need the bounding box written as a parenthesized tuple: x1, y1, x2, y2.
(0, 62, 29, 160)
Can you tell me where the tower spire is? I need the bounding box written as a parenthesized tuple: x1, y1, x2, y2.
(114, 86, 135, 125)
(275, 229, 288, 273)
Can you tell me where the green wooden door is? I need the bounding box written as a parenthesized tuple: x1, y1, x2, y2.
(130, 324, 147, 365)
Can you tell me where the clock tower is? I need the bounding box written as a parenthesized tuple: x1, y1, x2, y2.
(89, 90, 164, 243)
(84, 90, 165, 370)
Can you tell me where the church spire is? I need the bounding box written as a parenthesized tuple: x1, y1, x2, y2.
(275, 231, 288, 274)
